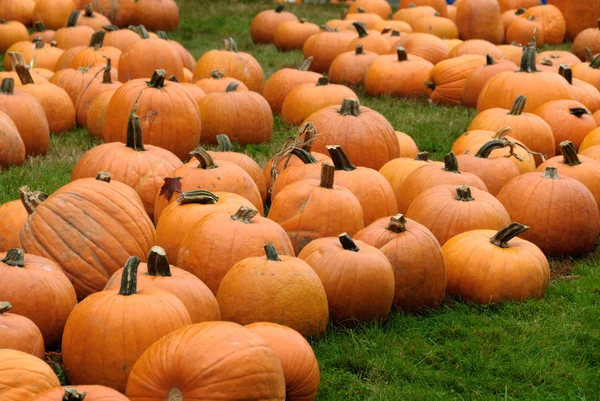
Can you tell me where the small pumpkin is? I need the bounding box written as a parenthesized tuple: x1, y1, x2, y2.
(350, 0, 393, 19)
(502, 8, 527, 31)
(0, 349, 60, 401)
(302, 25, 357, 73)
(462, 55, 518, 108)
(559, 65, 600, 113)
(193, 69, 249, 94)
(101, 24, 141, 51)
(572, 50, 600, 91)
(506, 15, 545, 46)
(28, 21, 56, 43)
(4, 38, 63, 71)
(263, 58, 322, 114)
(251, 5, 298, 44)
(0, 199, 27, 251)
(522, 5, 566, 45)
(329, 44, 379, 87)
(0, 301, 45, 359)
(270, 148, 323, 201)
(398, 0, 448, 17)
(498, 42, 524, 65)
(346, 21, 390, 55)
(128, 0, 180, 31)
(344, 8, 385, 29)
(68, 30, 121, 69)
(395, 131, 420, 158)
(86, 88, 116, 138)
(71, 4, 111, 30)
(573, 19, 600, 61)
(0, 19, 29, 52)
(75, 57, 122, 127)
(274, 18, 320, 52)
(391, 32, 450, 64)
(52, 14, 95, 50)
(32, 0, 77, 30)
(448, 39, 504, 60)
(393, 5, 438, 27)
(412, 16, 459, 39)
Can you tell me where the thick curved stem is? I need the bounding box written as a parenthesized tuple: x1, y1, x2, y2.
(338, 98, 360, 116)
(299, 122, 316, 152)
(570, 107, 591, 118)
(176, 190, 219, 205)
(352, 21, 369, 38)
(14, 64, 35, 86)
(190, 147, 218, 169)
(320, 163, 335, 189)
(443, 152, 460, 173)
(490, 223, 529, 248)
(146, 246, 172, 277)
(493, 126, 512, 139)
(67, 10, 80, 27)
(290, 147, 317, 164)
(509, 96, 526, 115)
(138, 25, 150, 39)
(455, 186, 474, 201)
(216, 134, 234, 151)
(103, 25, 119, 32)
(1, 249, 25, 267)
(326, 145, 356, 171)
(386, 214, 407, 233)
(339, 233, 360, 252)
(118, 256, 141, 296)
(559, 141, 582, 166)
(231, 206, 259, 223)
(475, 139, 508, 159)
(89, 31, 106, 48)
(264, 243, 281, 261)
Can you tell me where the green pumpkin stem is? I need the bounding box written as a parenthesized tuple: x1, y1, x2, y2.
(146, 246, 172, 277)
(225, 82, 239, 92)
(455, 186, 474, 202)
(264, 243, 281, 261)
(18, 186, 48, 215)
(118, 256, 140, 296)
(558, 64, 572, 85)
(386, 214, 407, 233)
(298, 57, 313, 71)
(147, 69, 167, 88)
(591, 53, 600, 69)
(543, 166, 560, 179)
(584, 48, 594, 63)
(34, 40, 44, 49)
(352, 21, 369, 38)
(156, 30, 168, 40)
(62, 387, 87, 401)
(223, 37, 238, 52)
(0, 301, 11, 314)
(89, 31, 106, 48)
(425, 80, 436, 90)
(96, 171, 111, 182)
(320, 163, 335, 189)
(515, 8, 527, 15)
(326, 145, 356, 171)
(176, 189, 219, 205)
(443, 152, 460, 173)
(321, 24, 334, 32)
(290, 147, 317, 164)
(475, 139, 508, 159)
(102, 24, 119, 32)
(67, 10, 80, 27)
(137, 25, 150, 39)
(519, 46, 539, 73)
(1, 78, 15, 95)
(355, 44, 364, 55)
(339, 98, 360, 116)
(416, 152, 429, 161)
(190, 147, 218, 169)
(102, 58, 112, 84)
(231, 206, 259, 223)
(84, 4, 95, 17)
(339, 233, 360, 252)
(570, 107, 591, 118)
(559, 141, 582, 166)
(33, 21, 47, 32)
(508, 96, 526, 115)
(490, 222, 529, 248)
(485, 54, 496, 65)
(126, 112, 145, 151)
(216, 134, 234, 151)
(276, 5, 284, 12)
(1, 249, 25, 267)
(396, 47, 408, 62)
(210, 70, 224, 79)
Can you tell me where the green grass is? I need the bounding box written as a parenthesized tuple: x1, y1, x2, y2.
(2, 1, 600, 399)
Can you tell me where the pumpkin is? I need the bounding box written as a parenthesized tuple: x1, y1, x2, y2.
(102, 24, 141, 51)
(28, 22, 55, 43)
(455, 0, 504, 44)
(0, 247, 76, 346)
(448, 39, 504, 60)
(580, 144, 600, 161)
(537, 50, 580, 67)
(412, 16, 459, 39)
(300, 98, 399, 170)
(573, 20, 600, 61)
(392, 33, 450, 64)
(572, 51, 600, 90)
(443, 223, 550, 303)
(155, 189, 254, 261)
(497, 166, 600, 256)
(281, 77, 358, 126)
(270, 148, 323, 201)
(49, 66, 98, 105)
(32, 386, 129, 401)
(129, 0, 180, 31)
(533, 100, 597, 152)
(52, 16, 95, 50)
(498, 0, 540, 12)
(477, 46, 572, 112)
(126, 322, 286, 400)
(498, 42, 524, 65)
(269, 163, 364, 254)
(198, 82, 272, 144)
(246, 322, 320, 401)
(74, 58, 121, 127)
(522, 5, 566, 45)
(103, 69, 201, 160)
(506, 16, 545, 46)
(355, 214, 446, 311)
(325, 18, 356, 32)
(302, 26, 356, 73)
(263, 57, 322, 114)
(329, 44, 378, 87)
(559, 65, 600, 113)
(193, 69, 249, 93)
(393, 6, 438, 27)
(0, 0, 35, 25)
(344, 8, 384, 29)
(346, 21, 390, 55)
(68, 31, 121, 70)
(0, 20, 29, 53)
(0, 301, 45, 359)
(350, 0, 393, 19)
(398, 0, 447, 17)
(0, 199, 27, 251)
(83, 0, 135, 27)
(580, 127, 600, 150)
(596, 109, 600, 125)
(273, 19, 320, 52)
(395, 131, 420, 158)
(547, 0, 600, 40)
(86, 88, 115, 138)
(502, 8, 527, 31)
(4, 39, 63, 71)
(251, 5, 298, 44)
(425, 54, 486, 105)
(462, 55, 518, 108)
(193, 37, 264, 93)
(0, 349, 60, 401)
(365, 46, 434, 98)
(217, 244, 329, 337)
(62, 255, 191, 392)
(32, 0, 77, 30)
(299, 233, 394, 324)
(71, 4, 110, 30)
(0, 78, 50, 156)
(153, 148, 263, 221)
(0, 111, 25, 169)
(177, 206, 294, 294)
(373, 20, 413, 33)
(381, 28, 405, 47)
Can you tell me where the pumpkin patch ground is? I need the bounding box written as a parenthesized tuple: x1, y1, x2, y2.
(1, 0, 600, 399)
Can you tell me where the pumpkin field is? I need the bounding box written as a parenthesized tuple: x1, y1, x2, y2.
(1, 0, 600, 400)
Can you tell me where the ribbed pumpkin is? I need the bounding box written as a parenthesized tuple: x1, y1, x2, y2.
(0, 301, 45, 359)
(443, 223, 550, 303)
(462, 55, 518, 108)
(68, 30, 121, 70)
(355, 214, 446, 311)
(506, 15, 545, 46)
(502, 8, 527, 31)
(86, 88, 115, 138)
(0, 248, 76, 346)
(49, 66, 97, 105)
(346, 21, 390, 55)
(153, 148, 263, 221)
(573, 20, 600, 61)
(329, 44, 378, 87)
(20, 175, 156, 299)
(580, 126, 600, 151)
(0, 199, 27, 251)
(344, 9, 384, 29)
(300, 98, 399, 170)
(392, 33, 450, 64)
(198, 81, 272, 144)
(299, 233, 394, 324)
(103, 69, 201, 160)
(498, 43, 524, 65)
(251, 5, 298, 44)
(0, 78, 50, 156)
(0, 0, 35, 25)
(455, 0, 504, 44)
(263, 58, 321, 115)
(395, 131, 420, 158)
(270, 148, 323, 201)
(365, 46, 434, 98)
(217, 244, 329, 337)
(62, 256, 191, 392)
(0, 111, 25, 169)
(269, 163, 364, 255)
(412, 16, 458, 39)
(193, 69, 249, 93)
(522, 5, 566, 45)
(281, 77, 358, 125)
(193, 37, 264, 92)
(52, 15, 94, 50)
(393, 5, 438, 27)
(398, 0, 447, 17)
(74, 58, 121, 127)
(559, 65, 600, 113)
(302, 26, 357, 73)
(425, 54, 486, 105)
(28, 22, 55, 43)
(546, 0, 599, 40)
(497, 166, 600, 256)
(71, 4, 111, 30)
(126, 322, 286, 400)
(0, 349, 60, 401)
(32, 386, 130, 401)
(498, 0, 540, 12)
(102, 25, 141, 51)
(4, 38, 63, 71)
(128, 0, 180, 31)
(32, 0, 77, 30)
(0, 20, 28, 52)
(351, 0, 393, 19)
(572, 52, 600, 90)
(84, 0, 134, 27)
(374, 20, 413, 33)
(448, 39, 504, 60)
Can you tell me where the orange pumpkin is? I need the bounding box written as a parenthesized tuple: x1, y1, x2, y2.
(70, 4, 111, 30)
(462, 55, 518, 108)
(392, 32, 450, 64)
(28, 22, 56, 43)
(0, 349, 60, 401)
(0, 111, 25, 169)
(393, 5, 438, 27)
(546, 0, 600, 40)
(455, 0, 504, 44)
(498, 0, 540, 12)
(522, 5, 566, 45)
(4, 38, 63, 71)
(270, 148, 328, 201)
(346, 21, 390, 55)
(193, 69, 249, 93)
(398, 0, 448, 17)
(263, 58, 322, 114)
(449, 39, 504, 60)
(102, 24, 141, 51)
(68, 31, 121, 70)
(0, 199, 27, 251)
(344, 8, 385, 29)
(350, 0, 393, 19)
(0, 301, 45, 359)
(32, 0, 77, 30)
(74, 58, 121, 127)
(329, 44, 378, 87)
(559, 65, 600, 113)
(0, 20, 29, 53)
(0, 0, 35, 25)
(83, 0, 135, 27)
(573, 20, 600, 61)
(395, 130, 420, 158)
(502, 8, 527, 31)
(302, 26, 356, 73)
(412, 16, 459, 39)
(86, 88, 115, 138)
(128, 0, 180, 31)
(506, 15, 545, 46)
(274, 19, 320, 52)
(426, 54, 486, 105)
(572, 52, 600, 91)
(251, 5, 298, 44)
(498, 42, 524, 65)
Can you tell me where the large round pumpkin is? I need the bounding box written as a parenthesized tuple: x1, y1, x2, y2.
(547, 0, 600, 40)
(425, 54, 486, 105)
(0, 301, 45, 359)
(251, 5, 298, 44)
(0, 349, 60, 401)
(32, 0, 77, 30)
(128, 0, 180, 31)
(573, 20, 600, 61)
(558, 65, 600, 113)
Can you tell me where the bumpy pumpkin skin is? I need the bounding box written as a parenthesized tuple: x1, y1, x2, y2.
(126, 322, 286, 401)
(0, 200, 27, 251)
(32, 385, 130, 401)
(0, 349, 60, 401)
(0, 302, 45, 359)
(246, 322, 320, 401)
(547, 0, 600, 41)
(0, 0, 36, 25)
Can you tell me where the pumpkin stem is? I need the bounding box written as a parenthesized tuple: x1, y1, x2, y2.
(443, 152, 460, 174)
(490, 222, 529, 249)
(62, 387, 87, 401)
(543, 166, 560, 179)
(226, 82, 239, 92)
(156, 31, 168, 40)
(558, 64, 573, 85)
(424, 80, 436, 90)
(326, 145, 356, 171)
(210, 70, 224, 79)
(137, 25, 150, 39)
(84, 3, 94, 16)
(559, 140, 582, 166)
(89, 30, 106, 49)
(276, 5, 284, 12)
(416, 152, 429, 161)
(216, 134, 234, 151)
(338, 233, 360, 252)
(1, 248, 25, 267)
(540, 58, 553, 67)
(381, 27, 391, 34)
(338, 98, 360, 116)
(14, 63, 35, 86)
(67, 10, 80, 27)
(485, 54, 496, 65)
(386, 214, 407, 233)
(591, 53, 600, 69)
(475, 139, 508, 159)
(518, 46, 539, 73)
(321, 24, 334, 32)
(455, 186, 474, 202)
(0, 301, 11, 314)
(316, 77, 329, 86)
(264, 243, 281, 261)
(299, 121, 317, 152)
(396, 47, 408, 62)
(18, 186, 48, 215)
(585, 47, 594, 63)
(176, 189, 219, 205)
(570, 107, 591, 118)
(96, 171, 111, 182)
(146, 246, 172, 277)
(0, 78, 15, 95)
(320, 163, 335, 189)
(290, 147, 317, 164)
(391, 30, 400, 37)
(102, 24, 119, 32)
(231, 206, 259, 224)
(223, 37, 239, 53)
(51, 40, 58, 47)
(118, 256, 141, 296)
(102, 57, 113, 84)
(515, 8, 526, 15)
(355, 44, 364, 55)
(492, 126, 512, 139)
(33, 21, 47, 32)
(34, 40, 44, 49)
(508, 96, 526, 115)
(126, 112, 145, 151)
(298, 57, 313, 71)
(147, 69, 167, 88)
(190, 147, 218, 169)
(352, 21, 369, 38)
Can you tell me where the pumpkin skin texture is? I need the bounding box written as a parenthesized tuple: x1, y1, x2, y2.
(448, 39, 504, 60)
(62, 256, 191, 393)
(303, 28, 357, 73)
(0, 0, 35, 25)
(329, 44, 378, 87)
(0, 349, 60, 401)
(245, 322, 320, 401)
(0, 248, 76, 347)
(398, 0, 447, 17)
(412, 16, 459, 39)
(193, 69, 249, 94)
(86, 89, 115, 138)
(83, 0, 135, 27)
(126, 322, 286, 401)
(351, 0, 394, 19)
(572, 54, 600, 91)
(0, 20, 29, 53)
(346, 22, 390, 55)
(270, 148, 323, 202)
(462, 56, 518, 108)
(0, 301, 45, 359)
(68, 32, 122, 70)
(52, 25, 94, 51)
(395, 131, 420, 158)
(0, 200, 27, 251)
(558, 65, 600, 113)
(393, 6, 438, 27)
(425, 54, 486, 105)
(20, 176, 156, 300)
(32, 0, 77, 30)
(274, 19, 320, 52)
(75, 59, 122, 127)
(498, 43, 524, 66)
(573, 21, 600, 61)
(0, 111, 25, 169)
(522, 5, 566, 45)
(264, 58, 322, 114)
(506, 16, 545, 47)
(71, 5, 111, 31)
(392, 33, 450, 65)
(32, 385, 130, 401)
(580, 127, 600, 151)
(193, 37, 265, 93)
(455, 0, 504, 45)
(547, 0, 600, 41)
(498, 0, 540, 12)
(217, 245, 329, 337)
(128, 0, 180, 31)
(497, 167, 600, 257)
(49, 66, 97, 105)
(251, 5, 298, 44)
(298, 234, 395, 325)
(102, 26, 141, 51)
(355, 214, 446, 312)
(443, 223, 550, 304)
(300, 98, 399, 170)
(406, 185, 511, 245)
